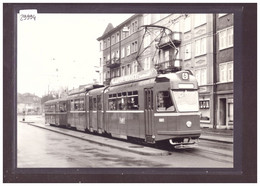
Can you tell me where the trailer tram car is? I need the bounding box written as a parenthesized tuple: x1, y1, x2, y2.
(44, 98, 68, 127)
(44, 69, 201, 148)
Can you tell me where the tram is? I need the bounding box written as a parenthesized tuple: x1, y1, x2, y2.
(44, 69, 201, 147)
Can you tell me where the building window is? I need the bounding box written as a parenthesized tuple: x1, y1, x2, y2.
(111, 35, 115, 45)
(127, 64, 131, 75)
(144, 57, 151, 70)
(195, 67, 207, 86)
(107, 38, 110, 47)
(107, 54, 110, 60)
(185, 44, 191, 60)
(134, 20, 138, 32)
(121, 48, 125, 58)
(199, 100, 210, 109)
(126, 45, 131, 56)
(133, 61, 138, 73)
(131, 41, 138, 53)
(219, 61, 233, 83)
(194, 14, 207, 27)
(184, 16, 191, 32)
(104, 41, 107, 49)
(116, 50, 119, 58)
(131, 22, 135, 34)
(125, 25, 130, 37)
(116, 32, 120, 43)
(121, 66, 125, 76)
(219, 27, 233, 50)
(195, 37, 206, 56)
(100, 42, 102, 51)
(121, 30, 126, 40)
(199, 99, 210, 121)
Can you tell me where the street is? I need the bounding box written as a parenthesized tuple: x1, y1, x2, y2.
(17, 116, 233, 168)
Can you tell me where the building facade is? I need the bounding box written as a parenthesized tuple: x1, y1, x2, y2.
(97, 14, 143, 85)
(97, 13, 233, 129)
(215, 13, 234, 129)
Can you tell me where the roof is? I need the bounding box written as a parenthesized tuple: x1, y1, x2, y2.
(102, 23, 114, 36)
(97, 14, 141, 41)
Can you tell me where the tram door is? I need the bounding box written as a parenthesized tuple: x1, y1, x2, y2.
(97, 94, 103, 133)
(89, 96, 93, 132)
(144, 88, 154, 143)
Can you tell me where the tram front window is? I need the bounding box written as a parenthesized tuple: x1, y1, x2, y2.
(171, 90, 199, 112)
(157, 91, 175, 111)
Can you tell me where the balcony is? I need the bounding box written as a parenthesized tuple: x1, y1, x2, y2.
(106, 58, 121, 69)
(155, 59, 182, 73)
(157, 32, 182, 50)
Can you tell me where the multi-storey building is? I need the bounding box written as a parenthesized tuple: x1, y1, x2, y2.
(97, 14, 143, 85)
(215, 13, 234, 129)
(97, 13, 233, 129)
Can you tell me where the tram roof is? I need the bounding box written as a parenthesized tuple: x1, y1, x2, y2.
(44, 97, 67, 105)
(68, 84, 104, 95)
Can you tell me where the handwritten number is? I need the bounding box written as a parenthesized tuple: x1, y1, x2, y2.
(20, 14, 36, 21)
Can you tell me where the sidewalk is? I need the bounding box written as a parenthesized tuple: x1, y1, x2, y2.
(200, 127, 233, 144)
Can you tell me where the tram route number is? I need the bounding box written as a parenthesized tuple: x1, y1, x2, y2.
(20, 14, 36, 21)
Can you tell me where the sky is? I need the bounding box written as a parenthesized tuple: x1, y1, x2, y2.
(17, 13, 133, 97)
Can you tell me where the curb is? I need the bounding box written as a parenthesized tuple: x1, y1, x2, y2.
(23, 122, 170, 156)
(199, 135, 233, 144)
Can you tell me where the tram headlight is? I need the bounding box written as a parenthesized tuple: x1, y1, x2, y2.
(186, 121, 192, 128)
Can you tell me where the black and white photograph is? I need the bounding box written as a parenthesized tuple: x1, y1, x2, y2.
(3, 3, 257, 183)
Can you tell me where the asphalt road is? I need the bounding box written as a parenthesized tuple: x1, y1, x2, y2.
(17, 117, 233, 168)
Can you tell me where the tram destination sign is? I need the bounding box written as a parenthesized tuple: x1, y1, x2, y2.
(110, 69, 158, 86)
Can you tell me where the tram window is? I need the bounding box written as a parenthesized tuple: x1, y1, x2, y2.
(59, 103, 66, 112)
(157, 91, 175, 111)
(97, 95, 102, 110)
(108, 91, 139, 110)
(118, 97, 127, 110)
(56, 103, 59, 112)
(74, 99, 80, 111)
(93, 98, 97, 110)
(89, 97, 93, 110)
(79, 98, 85, 111)
(127, 95, 139, 110)
(108, 98, 117, 110)
(63, 103, 67, 112)
(70, 100, 74, 111)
